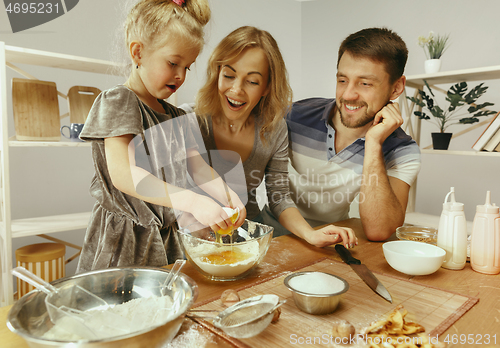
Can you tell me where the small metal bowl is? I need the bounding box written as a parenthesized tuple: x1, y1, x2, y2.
(284, 271, 349, 315)
(396, 225, 438, 245)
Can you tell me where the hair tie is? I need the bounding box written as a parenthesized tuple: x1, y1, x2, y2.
(172, 0, 185, 6)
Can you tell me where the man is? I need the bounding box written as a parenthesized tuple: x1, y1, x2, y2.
(280, 27, 421, 242)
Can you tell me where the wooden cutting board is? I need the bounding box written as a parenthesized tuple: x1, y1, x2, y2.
(191, 258, 479, 348)
(67, 85, 101, 123)
(12, 78, 60, 141)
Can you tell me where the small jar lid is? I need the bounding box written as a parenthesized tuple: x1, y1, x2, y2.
(16, 243, 65, 263)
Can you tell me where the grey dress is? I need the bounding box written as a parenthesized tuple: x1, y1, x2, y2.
(76, 85, 198, 273)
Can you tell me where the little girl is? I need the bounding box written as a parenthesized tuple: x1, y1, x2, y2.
(190, 26, 357, 248)
(76, 0, 244, 273)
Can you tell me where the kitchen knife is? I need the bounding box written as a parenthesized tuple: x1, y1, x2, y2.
(334, 244, 392, 303)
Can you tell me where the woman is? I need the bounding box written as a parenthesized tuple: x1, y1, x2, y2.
(190, 26, 357, 248)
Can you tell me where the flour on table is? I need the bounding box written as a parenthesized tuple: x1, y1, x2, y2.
(163, 323, 213, 348)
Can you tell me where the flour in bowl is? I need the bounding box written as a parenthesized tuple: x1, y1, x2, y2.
(42, 295, 176, 341)
(289, 272, 346, 295)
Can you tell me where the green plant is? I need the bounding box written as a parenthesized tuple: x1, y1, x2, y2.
(407, 80, 497, 133)
(418, 32, 450, 60)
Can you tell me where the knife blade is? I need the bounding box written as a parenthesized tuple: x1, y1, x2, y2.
(334, 244, 392, 303)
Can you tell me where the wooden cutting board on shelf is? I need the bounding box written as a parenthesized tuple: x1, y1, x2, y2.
(12, 78, 60, 141)
(67, 85, 101, 124)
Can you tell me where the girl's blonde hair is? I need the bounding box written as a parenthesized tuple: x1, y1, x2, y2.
(196, 26, 293, 140)
(125, 0, 210, 55)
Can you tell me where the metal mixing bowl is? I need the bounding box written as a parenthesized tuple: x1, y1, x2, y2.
(284, 271, 349, 315)
(178, 219, 273, 281)
(7, 267, 198, 348)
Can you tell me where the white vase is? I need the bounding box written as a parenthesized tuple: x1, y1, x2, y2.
(425, 59, 441, 74)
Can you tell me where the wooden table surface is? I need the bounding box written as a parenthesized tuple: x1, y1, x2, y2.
(2, 218, 499, 348)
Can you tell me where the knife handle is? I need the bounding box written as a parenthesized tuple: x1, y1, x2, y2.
(335, 244, 361, 265)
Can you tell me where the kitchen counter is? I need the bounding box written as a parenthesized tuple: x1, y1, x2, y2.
(2, 218, 499, 347)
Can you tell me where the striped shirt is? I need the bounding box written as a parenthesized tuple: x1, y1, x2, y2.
(286, 97, 421, 226)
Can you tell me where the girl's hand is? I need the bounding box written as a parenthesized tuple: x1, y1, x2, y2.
(305, 225, 358, 249)
(189, 195, 234, 232)
(227, 193, 246, 228)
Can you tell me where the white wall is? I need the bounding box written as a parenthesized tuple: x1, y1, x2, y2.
(178, 0, 302, 105)
(1, 0, 499, 284)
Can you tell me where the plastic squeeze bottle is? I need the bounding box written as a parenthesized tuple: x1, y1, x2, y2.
(437, 187, 467, 270)
(470, 191, 500, 275)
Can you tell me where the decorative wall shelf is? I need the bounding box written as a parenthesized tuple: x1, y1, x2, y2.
(1, 42, 120, 306)
(402, 65, 500, 216)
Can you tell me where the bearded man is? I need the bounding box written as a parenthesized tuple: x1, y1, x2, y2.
(266, 27, 421, 242)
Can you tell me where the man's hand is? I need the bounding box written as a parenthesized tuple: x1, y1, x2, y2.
(365, 102, 403, 145)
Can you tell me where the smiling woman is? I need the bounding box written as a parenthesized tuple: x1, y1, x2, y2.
(191, 26, 293, 222)
(217, 47, 270, 131)
(184, 26, 358, 249)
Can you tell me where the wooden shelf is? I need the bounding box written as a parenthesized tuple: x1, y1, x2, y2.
(406, 65, 500, 88)
(8, 140, 91, 147)
(2, 212, 91, 239)
(421, 149, 500, 157)
(5, 44, 123, 75)
(402, 64, 500, 224)
(1, 42, 117, 306)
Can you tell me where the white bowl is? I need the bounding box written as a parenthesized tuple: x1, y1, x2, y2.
(383, 240, 446, 276)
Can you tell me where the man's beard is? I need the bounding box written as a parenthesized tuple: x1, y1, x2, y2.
(338, 98, 374, 129)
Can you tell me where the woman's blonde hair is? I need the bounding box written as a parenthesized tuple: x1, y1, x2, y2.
(124, 0, 210, 57)
(196, 26, 292, 140)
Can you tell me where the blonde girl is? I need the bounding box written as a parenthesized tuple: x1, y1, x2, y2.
(77, 0, 244, 273)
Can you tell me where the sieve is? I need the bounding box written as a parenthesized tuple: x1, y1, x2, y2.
(211, 294, 285, 338)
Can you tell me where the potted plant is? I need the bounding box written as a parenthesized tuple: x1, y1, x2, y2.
(418, 32, 450, 73)
(407, 80, 497, 150)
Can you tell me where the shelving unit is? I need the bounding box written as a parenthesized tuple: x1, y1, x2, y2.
(401, 65, 500, 223)
(0, 42, 123, 306)
(401, 65, 500, 152)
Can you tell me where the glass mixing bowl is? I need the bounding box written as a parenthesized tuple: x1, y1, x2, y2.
(178, 220, 273, 281)
(396, 225, 438, 245)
